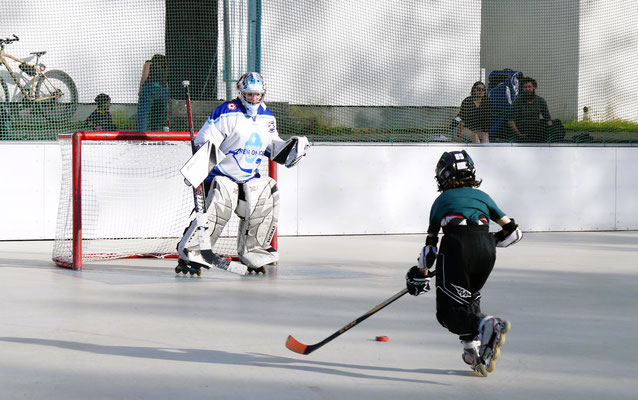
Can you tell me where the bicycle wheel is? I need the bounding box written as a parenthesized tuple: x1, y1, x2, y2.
(0, 77, 10, 138)
(0, 77, 8, 103)
(35, 69, 78, 123)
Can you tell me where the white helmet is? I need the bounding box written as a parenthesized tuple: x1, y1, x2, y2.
(237, 72, 265, 116)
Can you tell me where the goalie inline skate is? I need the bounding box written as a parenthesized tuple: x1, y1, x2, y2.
(175, 258, 204, 276)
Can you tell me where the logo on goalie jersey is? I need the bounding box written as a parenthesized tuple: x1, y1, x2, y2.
(244, 132, 263, 163)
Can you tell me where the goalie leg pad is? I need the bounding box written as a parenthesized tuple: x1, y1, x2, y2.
(205, 176, 239, 247)
(236, 177, 280, 267)
(177, 176, 239, 261)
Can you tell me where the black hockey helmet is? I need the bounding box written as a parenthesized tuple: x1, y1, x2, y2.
(435, 150, 476, 190)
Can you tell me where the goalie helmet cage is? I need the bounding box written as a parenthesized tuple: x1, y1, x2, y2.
(52, 131, 277, 270)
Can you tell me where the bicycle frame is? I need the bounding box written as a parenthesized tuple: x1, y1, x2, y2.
(0, 49, 60, 102)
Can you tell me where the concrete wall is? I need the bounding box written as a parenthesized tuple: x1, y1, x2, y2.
(3, 1, 636, 124)
(1, 142, 636, 241)
(481, 0, 638, 123)
(481, 0, 581, 121)
(577, 1, 638, 122)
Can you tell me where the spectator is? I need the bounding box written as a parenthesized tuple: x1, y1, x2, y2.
(508, 77, 564, 142)
(137, 54, 170, 131)
(456, 81, 491, 143)
(86, 93, 117, 131)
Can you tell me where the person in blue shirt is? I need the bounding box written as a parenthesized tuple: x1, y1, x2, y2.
(137, 54, 169, 131)
(406, 150, 522, 377)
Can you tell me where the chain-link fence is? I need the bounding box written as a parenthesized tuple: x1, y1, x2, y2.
(1, 0, 637, 143)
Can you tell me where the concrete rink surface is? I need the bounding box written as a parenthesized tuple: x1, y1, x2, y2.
(0, 232, 636, 399)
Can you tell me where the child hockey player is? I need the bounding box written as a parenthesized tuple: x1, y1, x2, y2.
(405, 150, 522, 377)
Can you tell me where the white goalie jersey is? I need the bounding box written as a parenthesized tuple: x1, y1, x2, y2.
(194, 99, 308, 183)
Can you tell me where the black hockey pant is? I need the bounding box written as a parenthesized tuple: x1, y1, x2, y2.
(434, 225, 496, 342)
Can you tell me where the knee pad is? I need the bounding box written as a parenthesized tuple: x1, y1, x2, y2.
(237, 177, 280, 267)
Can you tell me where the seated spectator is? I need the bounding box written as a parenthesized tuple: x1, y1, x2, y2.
(455, 81, 491, 143)
(86, 93, 117, 131)
(137, 54, 170, 132)
(487, 69, 523, 142)
(508, 77, 564, 142)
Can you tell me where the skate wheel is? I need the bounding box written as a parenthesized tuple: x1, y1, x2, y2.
(497, 334, 506, 348)
(473, 364, 488, 377)
(501, 320, 511, 334)
(175, 266, 182, 273)
(486, 360, 496, 373)
(195, 268, 202, 276)
(492, 347, 501, 361)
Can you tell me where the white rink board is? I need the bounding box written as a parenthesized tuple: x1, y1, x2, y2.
(0, 142, 61, 239)
(285, 144, 633, 234)
(1, 142, 637, 240)
(616, 148, 638, 230)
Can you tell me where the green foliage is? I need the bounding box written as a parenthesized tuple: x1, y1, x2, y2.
(7, 119, 85, 140)
(563, 119, 638, 132)
(111, 110, 136, 131)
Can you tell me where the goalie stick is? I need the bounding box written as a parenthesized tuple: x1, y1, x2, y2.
(285, 270, 435, 355)
(180, 81, 247, 276)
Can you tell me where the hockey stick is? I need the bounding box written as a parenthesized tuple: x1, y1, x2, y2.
(181, 81, 247, 276)
(285, 272, 435, 355)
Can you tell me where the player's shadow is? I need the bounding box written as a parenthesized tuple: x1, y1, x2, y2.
(0, 337, 464, 383)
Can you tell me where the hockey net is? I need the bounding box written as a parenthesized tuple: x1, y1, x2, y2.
(52, 131, 276, 270)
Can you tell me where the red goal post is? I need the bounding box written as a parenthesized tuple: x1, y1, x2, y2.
(52, 131, 277, 270)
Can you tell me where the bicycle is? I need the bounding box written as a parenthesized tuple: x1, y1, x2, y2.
(0, 34, 78, 123)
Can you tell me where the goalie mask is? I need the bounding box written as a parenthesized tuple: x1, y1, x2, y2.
(237, 72, 266, 117)
(435, 150, 477, 191)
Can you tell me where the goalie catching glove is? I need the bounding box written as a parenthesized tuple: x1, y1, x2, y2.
(493, 218, 523, 247)
(406, 266, 433, 296)
(271, 136, 310, 168)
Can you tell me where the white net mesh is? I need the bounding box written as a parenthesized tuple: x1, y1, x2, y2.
(1, 1, 636, 144)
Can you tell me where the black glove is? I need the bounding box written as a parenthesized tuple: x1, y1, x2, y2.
(406, 266, 432, 296)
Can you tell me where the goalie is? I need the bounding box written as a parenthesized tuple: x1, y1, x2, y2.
(405, 150, 521, 377)
(177, 72, 309, 274)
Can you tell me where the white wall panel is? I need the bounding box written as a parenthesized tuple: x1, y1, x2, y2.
(616, 148, 638, 230)
(1, 143, 637, 240)
(43, 144, 62, 238)
(0, 142, 57, 239)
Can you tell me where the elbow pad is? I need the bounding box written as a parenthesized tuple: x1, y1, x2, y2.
(494, 219, 522, 248)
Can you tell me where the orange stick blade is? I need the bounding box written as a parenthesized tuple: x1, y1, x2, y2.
(285, 335, 308, 354)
